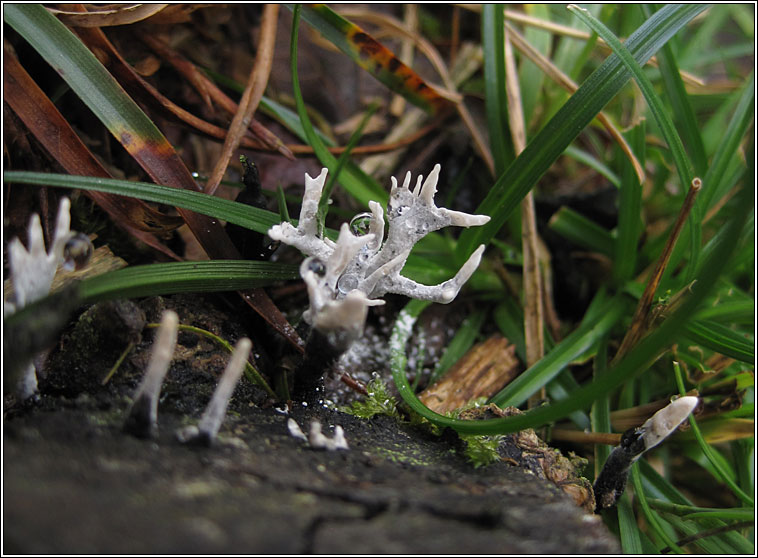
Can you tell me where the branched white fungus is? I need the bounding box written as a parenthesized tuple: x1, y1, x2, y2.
(268, 164, 490, 345)
(5, 198, 86, 399)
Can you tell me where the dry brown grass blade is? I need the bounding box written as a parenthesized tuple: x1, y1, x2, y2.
(137, 32, 293, 159)
(389, 5, 418, 117)
(506, 22, 645, 184)
(504, 29, 545, 382)
(336, 8, 494, 175)
(549, 429, 622, 445)
(418, 336, 521, 414)
(287, 120, 440, 155)
(47, 4, 169, 27)
(614, 178, 702, 361)
(3, 41, 183, 261)
(204, 4, 279, 196)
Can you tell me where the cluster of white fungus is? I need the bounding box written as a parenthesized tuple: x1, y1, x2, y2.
(123, 310, 252, 446)
(268, 164, 490, 347)
(5, 198, 91, 400)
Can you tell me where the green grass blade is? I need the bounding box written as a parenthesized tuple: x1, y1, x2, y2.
(699, 75, 755, 215)
(428, 309, 487, 385)
(456, 4, 707, 258)
(567, 4, 701, 282)
(392, 173, 751, 435)
(684, 320, 754, 363)
(548, 207, 615, 257)
(78, 261, 299, 303)
(640, 5, 708, 176)
(631, 465, 686, 553)
(4, 4, 165, 148)
(482, 4, 514, 176)
(490, 293, 626, 408)
(613, 123, 645, 284)
(568, 4, 693, 190)
(564, 145, 621, 188)
(3, 172, 284, 235)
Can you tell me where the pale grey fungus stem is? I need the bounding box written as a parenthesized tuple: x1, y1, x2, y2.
(4, 198, 90, 400)
(287, 418, 348, 450)
(287, 418, 308, 442)
(123, 310, 179, 439)
(593, 396, 699, 512)
(177, 338, 252, 446)
(308, 420, 349, 451)
(268, 164, 490, 349)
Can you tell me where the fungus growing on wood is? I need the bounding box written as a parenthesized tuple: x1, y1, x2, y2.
(269, 164, 490, 398)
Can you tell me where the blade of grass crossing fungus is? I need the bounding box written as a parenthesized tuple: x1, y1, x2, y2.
(631, 466, 687, 553)
(456, 4, 707, 260)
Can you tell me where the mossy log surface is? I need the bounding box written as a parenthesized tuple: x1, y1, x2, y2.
(4, 294, 618, 553)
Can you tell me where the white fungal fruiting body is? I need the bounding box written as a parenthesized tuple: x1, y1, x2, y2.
(5, 198, 77, 399)
(123, 310, 179, 438)
(638, 395, 699, 454)
(177, 337, 253, 445)
(268, 164, 490, 340)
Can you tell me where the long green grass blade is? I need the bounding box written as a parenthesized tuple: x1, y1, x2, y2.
(613, 123, 645, 284)
(482, 4, 513, 177)
(490, 293, 626, 408)
(78, 260, 299, 303)
(641, 5, 707, 176)
(3, 172, 283, 235)
(4, 4, 164, 146)
(684, 320, 754, 363)
(456, 4, 707, 259)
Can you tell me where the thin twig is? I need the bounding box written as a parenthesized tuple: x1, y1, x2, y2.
(550, 429, 622, 445)
(504, 28, 545, 395)
(614, 178, 702, 361)
(205, 4, 279, 196)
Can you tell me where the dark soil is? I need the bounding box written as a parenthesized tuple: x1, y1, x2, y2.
(3, 294, 619, 554)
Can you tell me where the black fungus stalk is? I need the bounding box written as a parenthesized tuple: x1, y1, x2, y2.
(226, 156, 277, 260)
(593, 396, 699, 512)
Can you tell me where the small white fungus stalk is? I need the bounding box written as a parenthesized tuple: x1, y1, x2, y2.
(308, 420, 349, 451)
(123, 310, 179, 439)
(177, 338, 252, 446)
(268, 164, 490, 349)
(593, 396, 699, 512)
(5, 198, 88, 400)
(287, 418, 349, 451)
